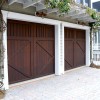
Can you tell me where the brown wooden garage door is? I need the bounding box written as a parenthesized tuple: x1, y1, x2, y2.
(7, 20, 55, 84)
(65, 27, 85, 70)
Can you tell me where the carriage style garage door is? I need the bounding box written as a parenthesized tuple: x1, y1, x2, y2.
(65, 27, 86, 70)
(7, 20, 55, 84)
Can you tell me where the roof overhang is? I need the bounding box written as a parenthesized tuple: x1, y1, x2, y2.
(8, 0, 97, 23)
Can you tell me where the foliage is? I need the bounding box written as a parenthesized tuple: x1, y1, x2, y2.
(45, 0, 100, 27)
(45, 0, 74, 14)
(86, 8, 97, 19)
(86, 7, 100, 29)
(86, 8, 100, 63)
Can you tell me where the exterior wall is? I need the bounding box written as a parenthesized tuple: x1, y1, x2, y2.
(2, 10, 90, 90)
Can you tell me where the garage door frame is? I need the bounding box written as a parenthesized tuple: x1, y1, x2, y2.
(2, 10, 90, 90)
(2, 10, 62, 89)
(62, 22, 90, 70)
(64, 27, 86, 70)
(7, 20, 56, 83)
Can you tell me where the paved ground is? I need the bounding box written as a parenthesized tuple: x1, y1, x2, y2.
(3, 66, 100, 100)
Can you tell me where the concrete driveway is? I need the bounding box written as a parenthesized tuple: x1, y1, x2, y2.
(3, 66, 100, 100)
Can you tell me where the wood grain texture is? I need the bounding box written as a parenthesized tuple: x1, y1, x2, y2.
(7, 20, 55, 84)
(64, 27, 85, 70)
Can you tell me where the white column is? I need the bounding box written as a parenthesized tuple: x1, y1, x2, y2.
(97, 31, 98, 48)
(60, 23, 64, 74)
(82, 0, 85, 6)
(2, 11, 9, 89)
(55, 23, 64, 75)
(91, 1, 93, 9)
(86, 29, 90, 66)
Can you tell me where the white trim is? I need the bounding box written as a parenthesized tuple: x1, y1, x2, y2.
(86, 29, 90, 66)
(1, 11, 9, 90)
(60, 23, 64, 74)
(63, 22, 90, 30)
(5, 11, 60, 25)
(55, 24, 61, 75)
(55, 23, 64, 75)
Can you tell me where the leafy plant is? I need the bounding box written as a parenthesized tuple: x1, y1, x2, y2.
(87, 8, 100, 63)
(46, 0, 58, 9)
(86, 8, 98, 19)
(57, 0, 70, 13)
(86, 8, 100, 29)
(45, 0, 73, 14)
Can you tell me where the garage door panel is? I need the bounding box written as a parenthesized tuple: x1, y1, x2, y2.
(65, 60, 73, 70)
(36, 40, 54, 77)
(36, 40, 54, 57)
(36, 43, 52, 70)
(65, 27, 85, 70)
(65, 40, 74, 70)
(74, 42, 85, 67)
(8, 20, 55, 83)
(8, 39, 31, 77)
(76, 40, 85, 53)
(65, 40, 74, 62)
(36, 40, 54, 58)
(8, 66, 29, 83)
(37, 58, 54, 76)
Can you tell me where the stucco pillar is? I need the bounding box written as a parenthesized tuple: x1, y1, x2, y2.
(0, 32, 4, 80)
(55, 23, 64, 75)
(1, 10, 9, 90)
(86, 29, 90, 66)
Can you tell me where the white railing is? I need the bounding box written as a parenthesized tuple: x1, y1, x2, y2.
(93, 54, 100, 61)
(93, 44, 100, 61)
(93, 44, 100, 50)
